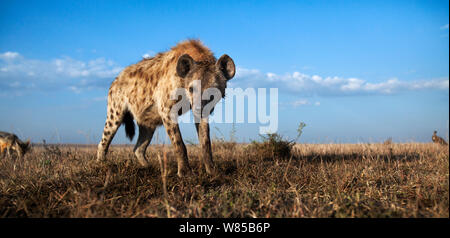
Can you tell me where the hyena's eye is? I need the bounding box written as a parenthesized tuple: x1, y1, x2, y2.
(188, 86, 194, 93)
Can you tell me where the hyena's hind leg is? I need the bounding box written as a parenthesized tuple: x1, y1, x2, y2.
(133, 125, 156, 166)
(97, 102, 126, 162)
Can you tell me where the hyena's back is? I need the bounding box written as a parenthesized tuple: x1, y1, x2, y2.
(107, 40, 215, 128)
(104, 60, 170, 141)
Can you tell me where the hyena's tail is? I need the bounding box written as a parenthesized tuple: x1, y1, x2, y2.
(123, 110, 135, 141)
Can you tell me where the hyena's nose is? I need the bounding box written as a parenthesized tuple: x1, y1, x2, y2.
(193, 106, 202, 116)
(189, 104, 201, 112)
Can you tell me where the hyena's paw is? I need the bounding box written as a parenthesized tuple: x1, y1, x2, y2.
(177, 166, 193, 178)
(135, 154, 150, 167)
(205, 166, 218, 177)
(96, 150, 107, 162)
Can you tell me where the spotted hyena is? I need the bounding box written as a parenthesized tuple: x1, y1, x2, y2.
(0, 131, 31, 158)
(432, 130, 448, 146)
(97, 39, 235, 177)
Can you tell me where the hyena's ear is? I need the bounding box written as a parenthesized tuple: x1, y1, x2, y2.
(176, 54, 194, 78)
(217, 54, 235, 81)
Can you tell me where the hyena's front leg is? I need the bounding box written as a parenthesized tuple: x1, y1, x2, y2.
(0, 144, 5, 158)
(162, 116, 191, 177)
(195, 119, 216, 175)
(6, 146, 11, 158)
(133, 125, 156, 166)
(97, 105, 124, 162)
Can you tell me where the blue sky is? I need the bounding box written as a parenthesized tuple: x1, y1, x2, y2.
(0, 0, 448, 144)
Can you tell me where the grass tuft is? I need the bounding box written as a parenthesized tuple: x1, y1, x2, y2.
(250, 133, 294, 160)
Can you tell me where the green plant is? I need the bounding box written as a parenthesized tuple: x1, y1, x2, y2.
(212, 126, 236, 151)
(296, 122, 306, 142)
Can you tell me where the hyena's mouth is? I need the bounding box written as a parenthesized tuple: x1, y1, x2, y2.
(187, 103, 200, 116)
(192, 108, 202, 117)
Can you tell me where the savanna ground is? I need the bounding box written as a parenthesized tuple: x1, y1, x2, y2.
(0, 139, 448, 218)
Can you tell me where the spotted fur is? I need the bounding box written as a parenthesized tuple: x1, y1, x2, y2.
(0, 131, 31, 158)
(432, 131, 448, 146)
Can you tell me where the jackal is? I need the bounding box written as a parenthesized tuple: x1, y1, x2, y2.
(0, 131, 31, 158)
(432, 131, 448, 146)
(97, 39, 235, 177)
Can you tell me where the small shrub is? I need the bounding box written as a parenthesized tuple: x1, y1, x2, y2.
(296, 122, 306, 142)
(251, 133, 294, 160)
(383, 137, 392, 145)
(212, 140, 237, 151)
(212, 126, 237, 151)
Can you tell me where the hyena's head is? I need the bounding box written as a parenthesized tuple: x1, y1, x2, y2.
(15, 139, 31, 158)
(176, 54, 235, 118)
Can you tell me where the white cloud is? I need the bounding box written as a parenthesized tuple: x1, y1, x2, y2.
(9, 81, 21, 88)
(2, 52, 448, 98)
(340, 78, 364, 91)
(286, 99, 320, 108)
(0, 52, 21, 61)
(441, 24, 449, 30)
(68, 86, 82, 94)
(233, 67, 449, 96)
(292, 99, 309, 107)
(142, 50, 156, 59)
(0, 52, 123, 95)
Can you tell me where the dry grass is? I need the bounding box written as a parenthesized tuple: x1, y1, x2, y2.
(0, 141, 448, 218)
